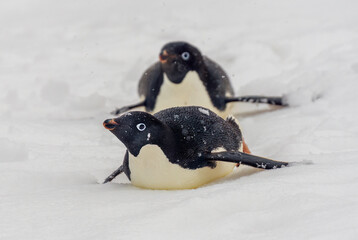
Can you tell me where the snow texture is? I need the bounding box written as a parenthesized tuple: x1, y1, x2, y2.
(1, 0, 358, 239)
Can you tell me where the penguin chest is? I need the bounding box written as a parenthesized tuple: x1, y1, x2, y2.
(128, 145, 236, 190)
(152, 71, 232, 118)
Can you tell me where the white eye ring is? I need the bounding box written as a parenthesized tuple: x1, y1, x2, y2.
(136, 123, 146, 131)
(181, 52, 190, 61)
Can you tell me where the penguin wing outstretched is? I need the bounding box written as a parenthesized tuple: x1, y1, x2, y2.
(111, 62, 163, 115)
(202, 151, 289, 169)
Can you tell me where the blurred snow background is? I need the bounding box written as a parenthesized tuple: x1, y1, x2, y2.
(1, 0, 358, 239)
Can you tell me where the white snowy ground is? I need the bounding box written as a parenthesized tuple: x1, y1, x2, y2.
(1, 0, 358, 239)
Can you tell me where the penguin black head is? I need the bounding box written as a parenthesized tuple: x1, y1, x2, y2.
(159, 41, 203, 83)
(103, 112, 168, 156)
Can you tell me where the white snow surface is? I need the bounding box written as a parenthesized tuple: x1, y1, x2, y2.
(1, 0, 358, 239)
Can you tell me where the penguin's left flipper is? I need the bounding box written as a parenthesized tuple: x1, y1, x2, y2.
(202, 151, 290, 169)
(111, 100, 146, 115)
(225, 96, 288, 106)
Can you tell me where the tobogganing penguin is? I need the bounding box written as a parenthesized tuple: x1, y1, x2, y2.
(103, 106, 293, 190)
(111, 41, 287, 118)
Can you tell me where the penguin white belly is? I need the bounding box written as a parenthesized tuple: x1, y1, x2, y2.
(128, 145, 237, 190)
(152, 71, 232, 118)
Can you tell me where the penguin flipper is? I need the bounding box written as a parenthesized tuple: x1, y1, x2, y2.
(202, 151, 289, 169)
(103, 165, 124, 184)
(201, 56, 234, 110)
(111, 62, 163, 115)
(103, 151, 130, 183)
(225, 96, 288, 106)
(111, 100, 146, 115)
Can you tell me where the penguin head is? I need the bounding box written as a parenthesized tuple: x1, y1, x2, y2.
(103, 112, 167, 156)
(159, 41, 203, 83)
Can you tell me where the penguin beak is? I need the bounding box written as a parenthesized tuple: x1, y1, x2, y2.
(103, 119, 118, 131)
(159, 50, 169, 63)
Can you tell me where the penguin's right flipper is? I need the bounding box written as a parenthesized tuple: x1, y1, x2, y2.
(103, 151, 131, 183)
(202, 151, 289, 169)
(111, 100, 146, 115)
(111, 62, 163, 115)
(103, 165, 124, 184)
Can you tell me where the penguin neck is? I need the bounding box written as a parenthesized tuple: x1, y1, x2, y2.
(130, 124, 177, 159)
(164, 69, 189, 84)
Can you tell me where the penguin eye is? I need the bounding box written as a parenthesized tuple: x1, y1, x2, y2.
(136, 123, 146, 131)
(181, 52, 190, 61)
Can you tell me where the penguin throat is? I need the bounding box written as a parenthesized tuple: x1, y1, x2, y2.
(163, 64, 189, 84)
(166, 72, 187, 84)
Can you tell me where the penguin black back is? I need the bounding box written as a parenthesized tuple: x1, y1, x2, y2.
(153, 107, 242, 169)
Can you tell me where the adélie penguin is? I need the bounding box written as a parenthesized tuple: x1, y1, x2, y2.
(103, 106, 295, 190)
(111, 41, 287, 118)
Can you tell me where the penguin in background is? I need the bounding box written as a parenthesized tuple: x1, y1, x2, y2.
(103, 106, 294, 190)
(111, 41, 287, 118)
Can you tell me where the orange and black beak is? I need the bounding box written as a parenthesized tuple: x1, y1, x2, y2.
(159, 50, 169, 63)
(103, 119, 118, 131)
